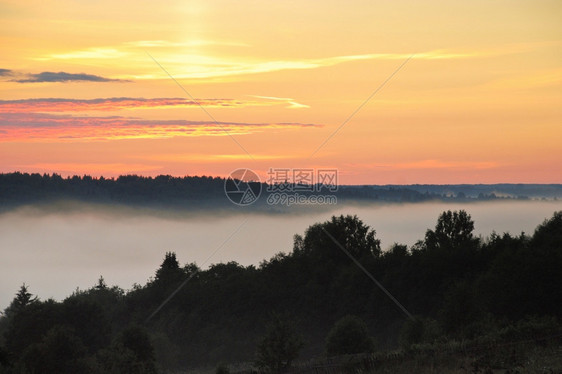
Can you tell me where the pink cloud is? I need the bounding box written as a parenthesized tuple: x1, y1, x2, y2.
(0, 113, 322, 142)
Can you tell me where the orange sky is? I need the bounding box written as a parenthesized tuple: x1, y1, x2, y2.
(0, 0, 561, 184)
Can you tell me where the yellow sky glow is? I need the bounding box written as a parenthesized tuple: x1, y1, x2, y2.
(0, 0, 561, 183)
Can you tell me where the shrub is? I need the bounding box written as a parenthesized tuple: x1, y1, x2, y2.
(326, 315, 374, 357)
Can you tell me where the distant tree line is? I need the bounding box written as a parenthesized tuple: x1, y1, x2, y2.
(0, 210, 561, 373)
(0, 172, 227, 209)
(2, 172, 556, 212)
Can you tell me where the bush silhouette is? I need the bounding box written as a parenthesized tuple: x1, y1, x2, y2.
(255, 313, 303, 373)
(326, 315, 374, 357)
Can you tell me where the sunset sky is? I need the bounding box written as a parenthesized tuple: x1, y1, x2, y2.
(1, 0, 560, 184)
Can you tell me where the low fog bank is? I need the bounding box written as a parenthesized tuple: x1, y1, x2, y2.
(1, 200, 560, 310)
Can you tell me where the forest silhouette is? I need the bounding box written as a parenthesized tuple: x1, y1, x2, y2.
(0, 210, 561, 373)
(2, 173, 559, 214)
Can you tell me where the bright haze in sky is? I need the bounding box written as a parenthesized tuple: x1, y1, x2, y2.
(0, 0, 560, 184)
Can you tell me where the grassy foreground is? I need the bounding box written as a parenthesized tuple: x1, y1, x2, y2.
(266, 318, 562, 374)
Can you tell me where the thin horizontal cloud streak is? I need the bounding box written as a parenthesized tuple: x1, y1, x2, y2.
(135, 48, 498, 80)
(249, 95, 310, 109)
(0, 98, 244, 112)
(0, 69, 13, 76)
(137, 42, 555, 81)
(14, 71, 127, 83)
(31, 44, 510, 81)
(34, 48, 127, 61)
(348, 160, 501, 170)
(139, 153, 287, 163)
(0, 113, 322, 141)
(0, 96, 309, 112)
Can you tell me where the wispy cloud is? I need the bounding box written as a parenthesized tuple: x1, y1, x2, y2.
(0, 96, 309, 112)
(0, 97, 244, 112)
(348, 160, 501, 170)
(249, 95, 310, 109)
(34, 41, 249, 61)
(0, 113, 322, 142)
(33, 48, 127, 61)
(33, 40, 250, 62)
(139, 153, 287, 163)
(0, 68, 13, 76)
(27, 40, 551, 83)
(132, 48, 494, 80)
(33, 42, 496, 81)
(14, 71, 127, 83)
